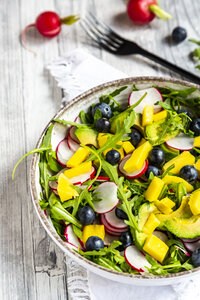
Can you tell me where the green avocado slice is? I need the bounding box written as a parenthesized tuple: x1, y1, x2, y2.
(75, 127, 98, 147)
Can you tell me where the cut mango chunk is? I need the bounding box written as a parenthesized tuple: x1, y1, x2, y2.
(142, 213, 160, 234)
(142, 105, 154, 127)
(97, 133, 113, 148)
(162, 174, 194, 193)
(122, 141, 135, 154)
(82, 225, 105, 245)
(144, 177, 165, 202)
(163, 151, 195, 175)
(193, 136, 200, 148)
(195, 159, 200, 177)
(143, 234, 169, 263)
(155, 197, 175, 214)
(153, 110, 167, 122)
(124, 141, 153, 173)
(57, 174, 79, 202)
(64, 161, 92, 179)
(67, 147, 90, 168)
(189, 190, 200, 215)
(138, 138, 146, 147)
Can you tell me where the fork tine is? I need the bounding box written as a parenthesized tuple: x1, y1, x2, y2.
(80, 21, 100, 44)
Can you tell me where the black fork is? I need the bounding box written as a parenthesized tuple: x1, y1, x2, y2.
(81, 14, 200, 85)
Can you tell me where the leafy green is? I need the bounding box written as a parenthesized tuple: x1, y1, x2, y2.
(72, 224, 83, 239)
(53, 118, 89, 128)
(189, 39, 200, 70)
(99, 86, 128, 110)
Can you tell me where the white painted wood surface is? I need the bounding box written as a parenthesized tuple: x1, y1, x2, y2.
(0, 0, 199, 299)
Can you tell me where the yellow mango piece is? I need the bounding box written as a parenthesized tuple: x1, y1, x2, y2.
(142, 105, 154, 126)
(122, 141, 135, 154)
(193, 136, 200, 148)
(97, 133, 113, 148)
(155, 197, 175, 214)
(64, 161, 92, 179)
(142, 213, 160, 234)
(153, 110, 167, 122)
(124, 141, 153, 173)
(138, 138, 146, 147)
(189, 190, 200, 215)
(143, 234, 169, 263)
(195, 159, 200, 177)
(144, 177, 165, 202)
(57, 174, 79, 202)
(163, 151, 195, 175)
(82, 225, 105, 245)
(67, 147, 90, 168)
(162, 175, 194, 193)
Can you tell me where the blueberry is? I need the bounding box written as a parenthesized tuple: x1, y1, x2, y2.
(91, 103, 112, 119)
(95, 118, 111, 132)
(106, 149, 121, 165)
(190, 118, 200, 136)
(77, 206, 95, 225)
(148, 149, 165, 167)
(129, 129, 142, 147)
(145, 165, 161, 179)
(119, 232, 133, 249)
(172, 26, 187, 43)
(115, 208, 128, 220)
(192, 247, 200, 267)
(179, 165, 198, 182)
(85, 236, 104, 251)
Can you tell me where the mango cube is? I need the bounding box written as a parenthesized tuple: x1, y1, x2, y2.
(144, 177, 165, 202)
(153, 110, 167, 122)
(67, 147, 90, 168)
(162, 175, 194, 193)
(124, 141, 153, 173)
(193, 136, 200, 148)
(142, 213, 160, 234)
(64, 161, 92, 179)
(163, 151, 195, 175)
(97, 133, 113, 148)
(189, 190, 200, 215)
(195, 159, 200, 177)
(122, 141, 135, 154)
(82, 225, 105, 245)
(57, 174, 79, 202)
(138, 138, 146, 147)
(155, 197, 175, 214)
(142, 105, 154, 126)
(143, 234, 169, 263)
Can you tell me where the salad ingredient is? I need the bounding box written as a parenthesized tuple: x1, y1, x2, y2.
(67, 136, 80, 152)
(184, 241, 200, 253)
(75, 127, 98, 147)
(57, 174, 79, 202)
(144, 177, 165, 202)
(153, 110, 167, 122)
(128, 88, 162, 113)
(122, 141, 135, 154)
(142, 105, 154, 126)
(119, 231, 133, 249)
(179, 165, 198, 183)
(129, 128, 143, 147)
(172, 26, 187, 43)
(119, 154, 148, 179)
(64, 161, 92, 178)
(110, 111, 130, 133)
(160, 144, 179, 161)
(82, 225, 105, 245)
(124, 141, 152, 173)
(192, 248, 200, 267)
(162, 175, 193, 193)
(155, 197, 175, 214)
(115, 208, 128, 220)
(56, 139, 76, 166)
(153, 231, 168, 243)
(165, 134, 194, 151)
(104, 208, 127, 230)
(143, 234, 169, 263)
(189, 39, 200, 70)
(148, 148, 165, 167)
(69, 126, 80, 143)
(106, 150, 121, 165)
(93, 182, 119, 214)
(124, 245, 151, 272)
(193, 136, 200, 148)
(190, 118, 200, 136)
(64, 224, 83, 249)
(91, 103, 112, 119)
(85, 236, 104, 251)
(195, 159, 200, 177)
(142, 213, 160, 234)
(67, 147, 90, 168)
(101, 214, 126, 236)
(77, 206, 95, 225)
(163, 151, 195, 175)
(145, 165, 161, 178)
(95, 118, 111, 133)
(127, 0, 172, 25)
(189, 190, 200, 215)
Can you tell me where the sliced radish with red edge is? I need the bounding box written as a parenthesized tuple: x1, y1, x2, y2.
(183, 240, 200, 253)
(124, 245, 151, 273)
(100, 215, 125, 236)
(67, 134, 80, 152)
(153, 231, 168, 243)
(69, 126, 80, 143)
(56, 138, 74, 167)
(91, 175, 110, 182)
(165, 133, 194, 151)
(180, 237, 200, 244)
(104, 208, 127, 230)
(64, 224, 83, 249)
(119, 154, 148, 179)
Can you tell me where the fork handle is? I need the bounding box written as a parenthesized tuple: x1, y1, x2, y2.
(139, 48, 200, 85)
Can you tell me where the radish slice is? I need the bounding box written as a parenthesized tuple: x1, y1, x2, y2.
(104, 233, 119, 246)
(180, 237, 200, 243)
(174, 245, 190, 257)
(93, 182, 119, 214)
(165, 133, 194, 151)
(67, 134, 80, 152)
(64, 224, 83, 249)
(124, 245, 151, 273)
(104, 208, 127, 230)
(183, 240, 200, 253)
(101, 215, 127, 235)
(128, 88, 163, 114)
(74, 115, 81, 123)
(56, 139, 74, 167)
(51, 122, 68, 151)
(119, 154, 148, 179)
(69, 126, 80, 143)
(153, 231, 168, 243)
(48, 180, 58, 191)
(91, 175, 110, 182)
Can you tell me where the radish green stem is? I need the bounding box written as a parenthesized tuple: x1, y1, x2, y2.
(149, 4, 172, 20)
(61, 15, 80, 25)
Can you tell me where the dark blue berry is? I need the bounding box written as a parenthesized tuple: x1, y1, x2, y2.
(129, 129, 142, 147)
(190, 118, 200, 136)
(119, 232, 133, 249)
(179, 165, 198, 182)
(91, 103, 112, 119)
(172, 27, 187, 43)
(148, 149, 165, 167)
(115, 208, 128, 220)
(95, 118, 110, 132)
(106, 149, 121, 165)
(192, 247, 200, 267)
(145, 165, 161, 179)
(77, 206, 95, 225)
(85, 236, 104, 251)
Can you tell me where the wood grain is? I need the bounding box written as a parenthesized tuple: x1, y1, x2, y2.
(0, 0, 199, 299)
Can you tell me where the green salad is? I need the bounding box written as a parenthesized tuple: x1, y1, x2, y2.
(13, 84, 200, 276)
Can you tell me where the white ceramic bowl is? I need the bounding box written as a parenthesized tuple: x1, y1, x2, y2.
(30, 77, 200, 285)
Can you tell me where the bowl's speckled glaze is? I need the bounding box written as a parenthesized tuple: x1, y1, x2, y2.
(30, 77, 200, 285)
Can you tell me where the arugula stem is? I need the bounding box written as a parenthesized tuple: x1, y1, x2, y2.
(53, 119, 89, 128)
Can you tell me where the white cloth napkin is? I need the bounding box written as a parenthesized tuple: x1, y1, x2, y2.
(47, 48, 200, 300)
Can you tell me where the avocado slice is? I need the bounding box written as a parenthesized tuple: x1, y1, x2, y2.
(110, 110, 130, 133)
(160, 143, 180, 161)
(157, 196, 200, 238)
(75, 127, 98, 147)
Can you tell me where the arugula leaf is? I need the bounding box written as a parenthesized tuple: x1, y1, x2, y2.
(99, 86, 128, 109)
(189, 39, 200, 70)
(93, 108, 102, 124)
(53, 118, 89, 129)
(39, 153, 50, 199)
(72, 224, 82, 239)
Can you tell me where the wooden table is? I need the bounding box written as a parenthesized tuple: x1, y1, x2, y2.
(1, 0, 199, 299)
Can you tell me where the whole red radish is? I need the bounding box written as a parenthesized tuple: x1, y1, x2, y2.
(127, 0, 172, 25)
(22, 11, 79, 54)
